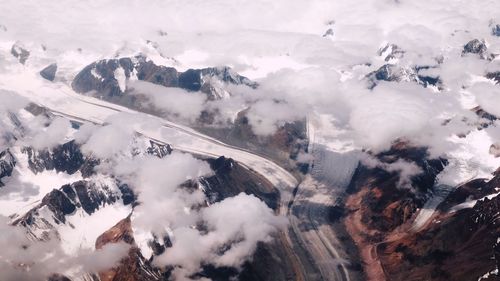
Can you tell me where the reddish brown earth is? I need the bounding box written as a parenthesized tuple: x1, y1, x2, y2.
(343, 143, 500, 281)
(95, 217, 162, 281)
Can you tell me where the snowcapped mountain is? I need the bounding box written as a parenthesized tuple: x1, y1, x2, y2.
(71, 55, 257, 102)
(1, 1, 500, 281)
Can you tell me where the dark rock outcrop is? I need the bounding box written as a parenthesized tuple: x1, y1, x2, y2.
(473, 106, 498, 123)
(367, 64, 441, 89)
(438, 175, 500, 212)
(322, 28, 334, 38)
(486, 71, 500, 84)
(377, 43, 405, 62)
(11, 42, 29, 64)
(40, 63, 58, 81)
(492, 24, 500, 37)
(462, 39, 489, 59)
(16, 179, 121, 230)
(146, 140, 172, 158)
(41, 189, 76, 223)
(0, 149, 15, 185)
(118, 183, 136, 206)
(373, 64, 404, 82)
(21, 140, 98, 177)
(201, 156, 280, 210)
(72, 58, 132, 99)
(81, 179, 117, 214)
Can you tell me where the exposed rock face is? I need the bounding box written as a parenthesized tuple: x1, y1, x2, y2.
(16, 179, 121, 228)
(344, 142, 447, 280)
(374, 64, 405, 81)
(118, 183, 136, 206)
(40, 188, 77, 223)
(11, 42, 29, 64)
(438, 172, 500, 212)
(343, 141, 500, 281)
(0, 149, 15, 185)
(368, 44, 442, 89)
(486, 71, 500, 84)
(201, 156, 280, 210)
(322, 28, 334, 38)
(72, 180, 121, 214)
(95, 217, 164, 281)
(72, 58, 132, 99)
(21, 140, 98, 176)
(473, 106, 498, 126)
(367, 64, 441, 89)
(377, 43, 405, 62)
(378, 186, 500, 281)
(40, 63, 58, 81)
(146, 140, 172, 158)
(462, 39, 489, 59)
(492, 24, 500, 37)
(71, 55, 256, 101)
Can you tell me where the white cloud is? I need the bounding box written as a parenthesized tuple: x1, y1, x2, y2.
(348, 82, 438, 151)
(115, 152, 211, 233)
(246, 99, 303, 136)
(0, 91, 29, 150)
(470, 82, 500, 117)
(79, 112, 160, 159)
(361, 155, 423, 188)
(155, 193, 288, 279)
(128, 80, 207, 123)
(201, 193, 288, 267)
(28, 117, 72, 150)
(81, 123, 134, 159)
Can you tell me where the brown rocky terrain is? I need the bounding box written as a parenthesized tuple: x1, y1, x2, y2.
(343, 142, 500, 281)
(96, 217, 164, 281)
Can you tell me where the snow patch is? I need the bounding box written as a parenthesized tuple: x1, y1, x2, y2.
(58, 203, 132, 255)
(0, 148, 83, 217)
(114, 66, 127, 92)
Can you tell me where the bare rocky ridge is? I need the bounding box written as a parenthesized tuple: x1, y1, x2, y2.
(71, 55, 256, 102)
